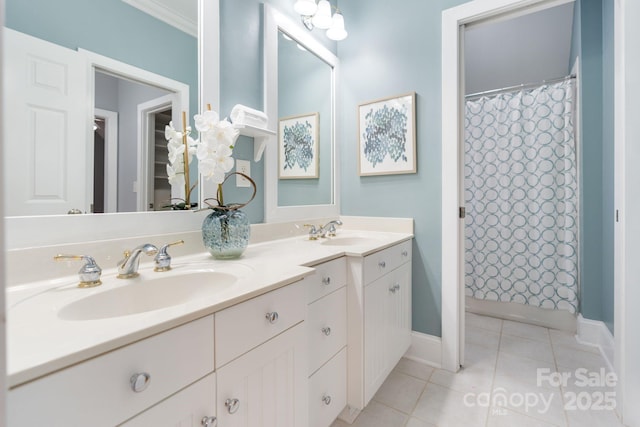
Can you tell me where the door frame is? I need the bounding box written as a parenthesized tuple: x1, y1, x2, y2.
(94, 108, 118, 213)
(79, 49, 189, 212)
(137, 95, 175, 211)
(441, 0, 576, 373)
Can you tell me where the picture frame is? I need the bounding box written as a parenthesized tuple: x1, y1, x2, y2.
(357, 92, 417, 176)
(278, 112, 320, 179)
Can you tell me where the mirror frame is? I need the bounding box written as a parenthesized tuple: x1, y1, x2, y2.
(4, 0, 220, 250)
(263, 4, 340, 222)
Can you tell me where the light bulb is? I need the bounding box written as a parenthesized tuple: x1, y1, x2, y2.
(326, 12, 348, 41)
(294, 0, 317, 16)
(312, 0, 333, 29)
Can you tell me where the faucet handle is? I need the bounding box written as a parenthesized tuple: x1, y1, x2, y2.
(326, 222, 342, 237)
(303, 224, 320, 240)
(54, 254, 102, 288)
(154, 240, 185, 272)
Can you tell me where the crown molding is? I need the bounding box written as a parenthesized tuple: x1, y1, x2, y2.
(122, 0, 197, 37)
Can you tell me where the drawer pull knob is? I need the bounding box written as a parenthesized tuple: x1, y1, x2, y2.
(322, 395, 332, 405)
(130, 372, 151, 393)
(378, 261, 386, 268)
(322, 276, 331, 286)
(225, 398, 240, 414)
(402, 250, 408, 257)
(389, 284, 400, 293)
(322, 326, 332, 336)
(265, 311, 279, 324)
(201, 416, 218, 427)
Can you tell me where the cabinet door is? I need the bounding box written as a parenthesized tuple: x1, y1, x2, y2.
(122, 373, 216, 427)
(363, 273, 392, 405)
(363, 263, 413, 405)
(216, 322, 308, 427)
(389, 263, 412, 365)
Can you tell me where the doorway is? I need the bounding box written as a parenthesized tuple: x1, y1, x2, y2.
(441, 0, 580, 373)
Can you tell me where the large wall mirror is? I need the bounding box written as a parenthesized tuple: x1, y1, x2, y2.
(264, 4, 340, 222)
(4, 0, 200, 216)
(3, 0, 219, 249)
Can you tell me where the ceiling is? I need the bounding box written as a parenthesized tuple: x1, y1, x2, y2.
(464, 2, 575, 95)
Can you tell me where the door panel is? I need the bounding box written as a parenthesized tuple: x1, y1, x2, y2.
(4, 29, 88, 215)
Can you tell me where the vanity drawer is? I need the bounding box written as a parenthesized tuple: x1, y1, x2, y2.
(122, 372, 216, 426)
(363, 240, 412, 284)
(8, 315, 214, 427)
(215, 280, 306, 368)
(306, 257, 347, 304)
(309, 347, 347, 427)
(308, 286, 347, 376)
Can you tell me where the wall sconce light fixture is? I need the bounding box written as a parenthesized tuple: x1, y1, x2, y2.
(293, 0, 348, 41)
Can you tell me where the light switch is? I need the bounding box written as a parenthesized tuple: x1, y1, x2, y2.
(236, 160, 251, 187)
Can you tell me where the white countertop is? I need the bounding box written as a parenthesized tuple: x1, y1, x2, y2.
(6, 230, 412, 388)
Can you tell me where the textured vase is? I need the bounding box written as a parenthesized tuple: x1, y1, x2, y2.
(202, 208, 250, 259)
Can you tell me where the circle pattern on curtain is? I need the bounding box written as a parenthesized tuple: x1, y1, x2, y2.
(464, 80, 578, 314)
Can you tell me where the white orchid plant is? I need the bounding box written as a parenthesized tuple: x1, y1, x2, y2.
(164, 108, 240, 209)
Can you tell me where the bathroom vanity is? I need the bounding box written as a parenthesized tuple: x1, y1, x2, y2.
(6, 219, 413, 426)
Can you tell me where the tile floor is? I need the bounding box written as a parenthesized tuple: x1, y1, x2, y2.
(331, 313, 625, 427)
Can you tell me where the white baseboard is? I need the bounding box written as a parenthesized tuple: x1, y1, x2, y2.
(404, 331, 442, 369)
(576, 314, 615, 372)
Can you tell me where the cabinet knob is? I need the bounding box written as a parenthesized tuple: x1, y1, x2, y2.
(378, 261, 386, 268)
(402, 250, 408, 257)
(322, 276, 331, 286)
(389, 283, 400, 293)
(225, 398, 240, 414)
(130, 372, 151, 393)
(322, 395, 332, 405)
(322, 326, 332, 336)
(265, 311, 279, 324)
(201, 416, 218, 427)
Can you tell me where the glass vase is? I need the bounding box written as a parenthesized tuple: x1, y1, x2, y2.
(202, 208, 250, 259)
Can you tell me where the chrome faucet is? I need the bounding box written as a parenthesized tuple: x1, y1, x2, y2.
(303, 224, 321, 240)
(320, 220, 343, 238)
(117, 243, 158, 279)
(154, 240, 184, 272)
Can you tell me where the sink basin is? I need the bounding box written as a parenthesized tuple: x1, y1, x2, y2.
(58, 269, 238, 321)
(321, 236, 380, 246)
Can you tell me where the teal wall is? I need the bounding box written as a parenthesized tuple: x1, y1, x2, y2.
(338, 0, 468, 336)
(6, 0, 199, 202)
(570, 0, 614, 333)
(578, 0, 605, 326)
(601, 0, 615, 334)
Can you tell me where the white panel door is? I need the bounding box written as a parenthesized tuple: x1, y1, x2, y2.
(216, 322, 308, 427)
(4, 28, 88, 216)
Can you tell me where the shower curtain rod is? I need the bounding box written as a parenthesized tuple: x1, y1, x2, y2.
(465, 74, 576, 100)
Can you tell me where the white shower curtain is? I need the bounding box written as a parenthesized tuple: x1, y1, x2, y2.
(464, 79, 578, 314)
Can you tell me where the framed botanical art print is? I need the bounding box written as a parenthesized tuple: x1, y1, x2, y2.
(357, 92, 417, 176)
(279, 112, 319, 179)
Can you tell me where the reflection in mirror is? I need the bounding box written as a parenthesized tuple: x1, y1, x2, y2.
(264, 5, 340, 222)
(3, 0, 198, 216)
(277, 30, 333, 207)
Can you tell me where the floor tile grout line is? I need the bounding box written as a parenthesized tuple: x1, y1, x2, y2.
(545, 323, 572, 427)
(483, 315, 503, 427)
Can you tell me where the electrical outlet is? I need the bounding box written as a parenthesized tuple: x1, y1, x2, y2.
(236, 160, 251, 187)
